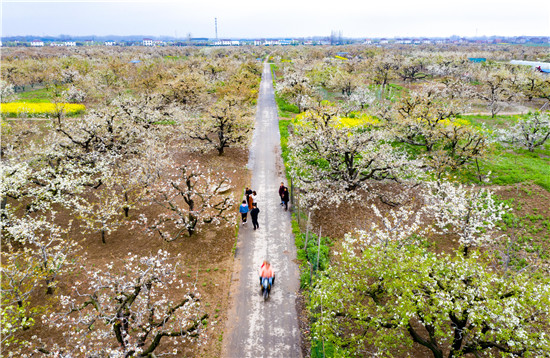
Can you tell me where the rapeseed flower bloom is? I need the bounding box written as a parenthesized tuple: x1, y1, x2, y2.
(1, 102, 85, 118)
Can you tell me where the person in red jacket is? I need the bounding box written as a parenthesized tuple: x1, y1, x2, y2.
(259, 260, 275, 288)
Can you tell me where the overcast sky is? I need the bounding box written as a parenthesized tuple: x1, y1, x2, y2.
(2, 0, 549, 38)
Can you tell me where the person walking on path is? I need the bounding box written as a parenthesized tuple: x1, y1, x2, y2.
(282, 186, 290, 211)
(250, 203, 260, 230)
(251, 191, 258, 206)
(245, 187, 253, 210)
(239, 200, 249, 224)
(278, 182, 286, 206)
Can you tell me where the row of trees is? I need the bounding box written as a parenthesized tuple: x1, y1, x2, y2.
(272, 47, 550, 357)
(1, 47, 262, 356)
(274, 48, 549, 118)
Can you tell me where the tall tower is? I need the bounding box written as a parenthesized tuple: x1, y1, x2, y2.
(215, 18, 218, 40)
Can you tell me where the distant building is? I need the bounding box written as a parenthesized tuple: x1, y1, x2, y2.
(105, 41, 116, 46)
(50, 42, 64, 47)
(468, 58, 487, 63)
(214, 39, 232, 46)
(143, 38, 153, 46)
(30, 40, 44, 47)
(65, 41, 76, 47)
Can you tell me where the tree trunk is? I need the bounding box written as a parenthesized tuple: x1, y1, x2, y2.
(124, 192, 130, 217)
(45, 279, 54, 295)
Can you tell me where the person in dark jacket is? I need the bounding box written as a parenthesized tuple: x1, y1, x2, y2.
(282, 187, 290, 211)
(278, 182, 286, 206)
(250, 203, 260, 230)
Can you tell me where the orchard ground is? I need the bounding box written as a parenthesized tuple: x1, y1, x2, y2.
(6, 118, 251, 357)
(271, 60, 550, 356)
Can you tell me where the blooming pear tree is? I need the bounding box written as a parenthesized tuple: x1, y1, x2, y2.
(73, 181, 125, 244)
(187, 97, 253, 156)
(113, 139, 172, 218)
(160, 71, 208, 110)
(361, 202, 426, 247)
(1, 249, 45, 353)
(340, 86, 376, 116)
(53, 96, 173, 157)
(348, 86, 375, 110)
(1, 212, 79, 294)
(276, 68, 314, 113)
(389, 85, 464, 149)
(397, 56, 429, 82)
(368, 55, 399, 98)
(423, 181, 508, 255)
(1, 214, 79, 353)
(0, 79, 15, 101)
(327, 68, 358, 96)
(497, 112, 550, 152)
(289, 109, 422, 207)
(1, 145, 108, 215)
(145, 160, 235, 240)
(474, 67, 517, 118)
(61, 85, 86, 104)
(45, 251, 208, 357)
(387, 85, 487, 176)
(311, 240, 550, 358)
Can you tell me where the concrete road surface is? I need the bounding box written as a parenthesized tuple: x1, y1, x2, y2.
(222, 61, 302, 358)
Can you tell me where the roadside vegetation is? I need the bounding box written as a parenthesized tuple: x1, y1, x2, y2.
(271, 44, 550, 358)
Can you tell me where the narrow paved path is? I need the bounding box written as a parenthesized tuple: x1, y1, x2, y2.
(222, 62, 301, 358)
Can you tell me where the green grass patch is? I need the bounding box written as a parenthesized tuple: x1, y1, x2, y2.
(14, 87, 53, 103)
(275, 94, 300, 117)
(279, 119, 292, 183)
(311, 339, 336, 358)
(496, 208, 550, 267)
(463, 144, 550, 191)
(458, 114, 530, 129)
(153, 120, 178, 125)
(446, 114, 550, 191)
(163, 55, 187, 61)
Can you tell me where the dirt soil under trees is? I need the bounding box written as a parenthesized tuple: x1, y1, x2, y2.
(9, 146, 251, 357)
(294, 181, 550, 358)
(303, 182, 550, 254)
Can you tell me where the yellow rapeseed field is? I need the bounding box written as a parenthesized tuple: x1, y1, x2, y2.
(293, 111, 379, 129)
(0, 103, 86, 118)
